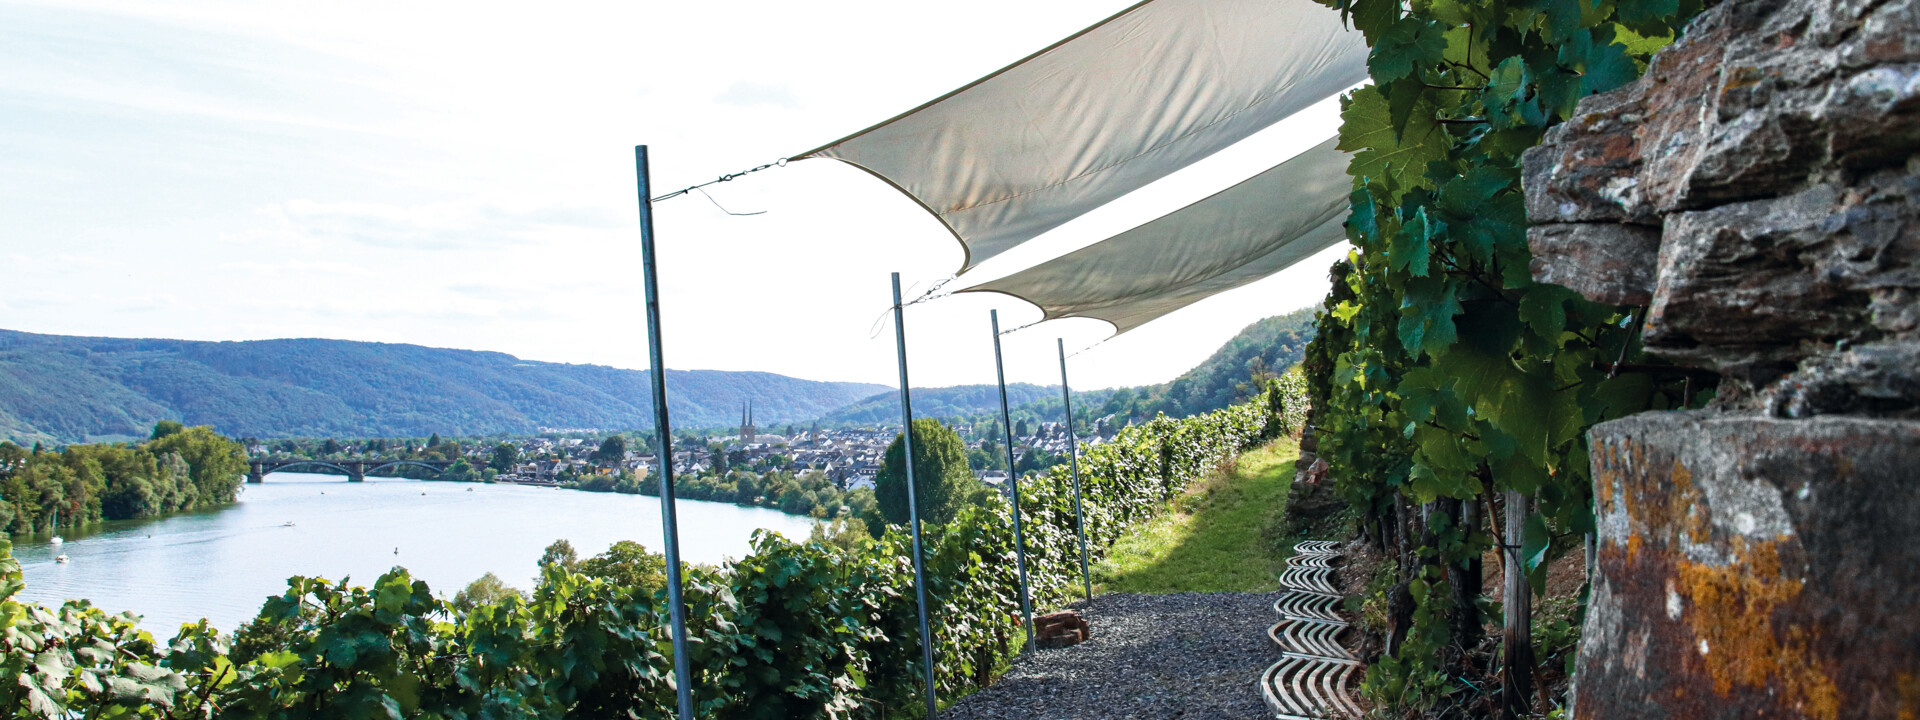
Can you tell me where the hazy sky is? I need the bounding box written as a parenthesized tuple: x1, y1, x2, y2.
(0, 0, 1352, 390)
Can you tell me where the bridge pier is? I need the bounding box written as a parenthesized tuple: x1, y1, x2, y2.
(248, 462, 264, 483)
(347, 460, 365, 482)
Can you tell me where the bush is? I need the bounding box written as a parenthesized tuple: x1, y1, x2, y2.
(0, 386, 1293, 718)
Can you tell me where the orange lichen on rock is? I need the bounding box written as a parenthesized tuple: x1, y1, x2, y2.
(1676, 538, 1841, 720)
(1668, 460, 1711, 545)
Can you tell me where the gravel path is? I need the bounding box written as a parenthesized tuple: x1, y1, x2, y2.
(938, 592, 1282, 720)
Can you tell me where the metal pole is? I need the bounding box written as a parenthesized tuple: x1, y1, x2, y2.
(892, 272, 939, 718)
(635, 145, 694, 720)
(990, 310, 1036, 652)
(1058, 338, 1094, 603)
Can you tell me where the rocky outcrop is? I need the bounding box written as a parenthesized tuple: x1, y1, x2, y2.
(1520, 0, 1920, 715)
(1523, 0, 1920, 400)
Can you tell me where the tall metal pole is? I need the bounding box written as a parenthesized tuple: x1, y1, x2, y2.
(990, 310, 1036, 652)
(635, 145, 695, 720)
(892, 272, 939, 718)
(1058, 338, 1094, 603)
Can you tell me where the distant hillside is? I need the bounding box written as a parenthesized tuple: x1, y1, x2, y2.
(811, 307, 1317, 431)
(813, 383, 1059, 428)
(1132, 307, 1317, 417)
(0, 330, 889, 444)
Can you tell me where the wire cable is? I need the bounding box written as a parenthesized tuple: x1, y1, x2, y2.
(650, 158, 788, 204)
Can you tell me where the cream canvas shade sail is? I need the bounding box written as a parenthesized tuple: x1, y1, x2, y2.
(964, 135, 1350, 335)
(794, 0, 1367, 273)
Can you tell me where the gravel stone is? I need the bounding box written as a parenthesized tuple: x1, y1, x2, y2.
(938, 592, 1281, 720)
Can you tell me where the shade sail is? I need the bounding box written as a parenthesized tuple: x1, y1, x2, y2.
(963, 135, 1350, 335)
(794, 0, 1367, 273)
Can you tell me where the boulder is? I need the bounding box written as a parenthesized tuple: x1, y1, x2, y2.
(1578, 412, 1920, 720)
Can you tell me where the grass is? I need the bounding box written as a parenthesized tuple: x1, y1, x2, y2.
(1092, 438, 1300, 594)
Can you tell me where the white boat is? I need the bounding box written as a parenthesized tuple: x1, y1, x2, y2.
(49, 506, 63, 546)
(282, 521, 296, 527)
(54, 554, 69, 564)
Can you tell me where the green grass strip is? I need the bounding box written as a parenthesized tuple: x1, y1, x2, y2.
(1093, 439, 1300, 594)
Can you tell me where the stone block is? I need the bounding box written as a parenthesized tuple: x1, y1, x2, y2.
(1577, 411, 1920, 720)
(1527, 222, 1664, 306)
(1034, 610, 1090, 649)
(1765, 340, 1920, 418)
(1643, 169, 1919, 383)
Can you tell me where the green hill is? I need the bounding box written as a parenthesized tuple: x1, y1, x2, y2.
(0, 330, 889, 444)
(811, 307, 1318, 430)
(1128, 307, 1317, 418)
(812, 383, 1060, 428)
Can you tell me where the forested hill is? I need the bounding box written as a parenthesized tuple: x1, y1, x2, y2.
(1125, 307, 1317, 418)
(813, 383, 1059, 428)
(811, 307, 1317, 429)
(0, 330, 889, 444)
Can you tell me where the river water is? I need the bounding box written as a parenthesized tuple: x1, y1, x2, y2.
(10, 473, 818, 634)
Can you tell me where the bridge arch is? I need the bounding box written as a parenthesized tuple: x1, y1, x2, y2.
(254, 460, 355, 478)
(364, 460, 451, 476)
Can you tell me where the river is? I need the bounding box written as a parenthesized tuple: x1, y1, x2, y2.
(10, 473, 819, 634)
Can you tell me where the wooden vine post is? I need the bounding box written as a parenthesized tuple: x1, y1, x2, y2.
(1501, 489, 1534, 719)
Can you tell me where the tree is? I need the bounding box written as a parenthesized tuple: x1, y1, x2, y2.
(874, 419, 978, 532)
(593, 436, 627, 468)
(427, 433, 442, 448)
(1014, 418, 1029, 438)
(539, 539, 578, 569)
(150, 420, 184, 441)
(321, 438, 342, 455)
(491, 442, 519, 472)
(442, 459, 477, 483)
(577, 540, 666, 589)
(145, 424, 246, 506)
(709, 443, 729, 476)
(452, 572, 524, 612)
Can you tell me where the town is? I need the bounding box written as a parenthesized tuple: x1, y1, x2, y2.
(247, 401, 1108, 499)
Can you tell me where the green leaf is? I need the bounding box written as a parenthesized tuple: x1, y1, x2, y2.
(1616, 0, 1681, 32)
(1348, 186, 1381, 242)
(1398, 276, 1464, 356)
(1341, 88, 1451, 196)
(1517, 0, 1589, 41)
(1517, 285, 1573, 346)
(1382, 77, 1424, 141)
(1390, 207, 1440, 277)
(1369, 18, 1447, 80)
(1558, 28, 1640, 97)
(1435, 166, 1523, 263)
(1522, 512, 1551, 571)
(1349, 0, 1403, 43)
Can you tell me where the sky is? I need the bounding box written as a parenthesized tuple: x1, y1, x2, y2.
(0, 0, 1354, 391)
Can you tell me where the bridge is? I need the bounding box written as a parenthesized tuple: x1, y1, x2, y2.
(248, 458, 455, 483)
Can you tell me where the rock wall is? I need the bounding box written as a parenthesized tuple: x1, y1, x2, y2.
(1520, 0, 1919, 715)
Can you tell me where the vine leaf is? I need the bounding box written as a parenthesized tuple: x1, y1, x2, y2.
(1518, 284, 1576, 344)
(1559, 28, 1640, 96)
(1349, 0, 1403, 43)
(1391, 207, 1441, 277)
(1368, 18, 1448, 81)
(1398, 276, 1464, 356)
(1341, 89, 1450, 195)
(1435, 166, 1523, 264)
